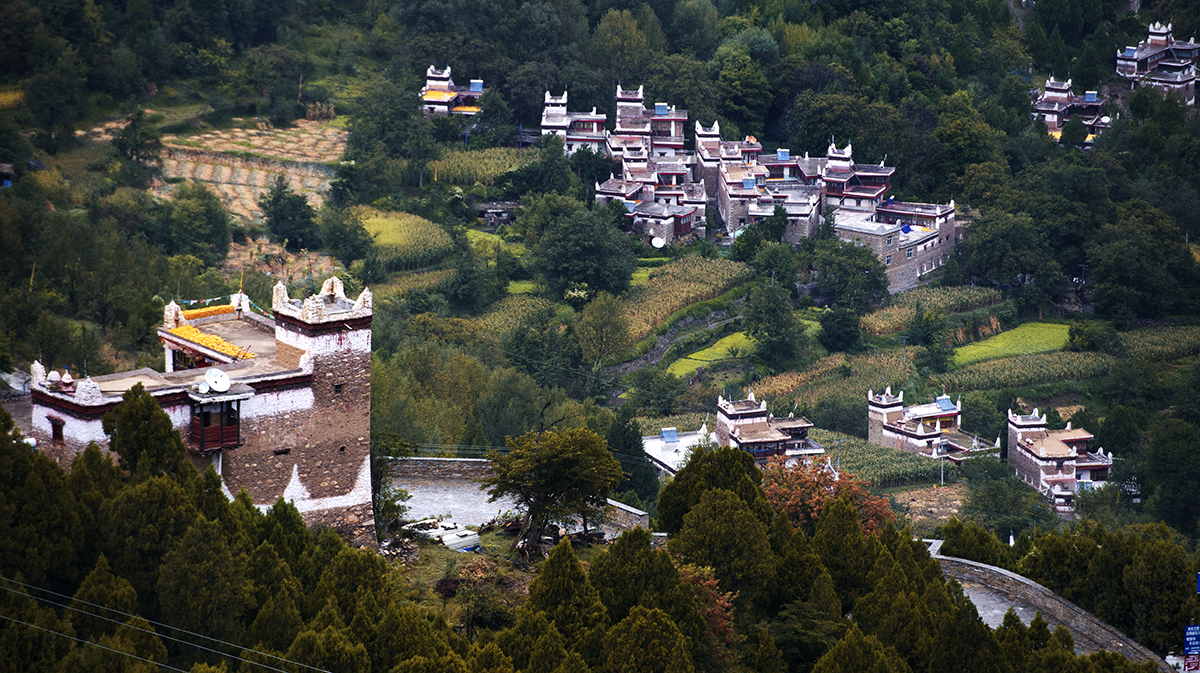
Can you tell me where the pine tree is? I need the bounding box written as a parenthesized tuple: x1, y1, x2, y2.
(657, 444, 772, 535)
(528, 539, 609, 660)
(156, 515, 254, 644)
(468, 642, 516, 673)
(69, 554, 139, 640)
(669, 489, 776, 620)
(588, 528, 705, 646)
(604, 606, 695, 673)
(101, 383, 187, 481)
(810, 623, 911, 673)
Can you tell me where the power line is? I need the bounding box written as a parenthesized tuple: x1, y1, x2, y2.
(0, 577, 329, 673)
(0, 612, 190, 672)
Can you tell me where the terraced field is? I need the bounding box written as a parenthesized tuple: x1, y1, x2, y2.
(161, 153, 333, 219)
(162, 119, 347, 163)
(158, 120, 346, 220)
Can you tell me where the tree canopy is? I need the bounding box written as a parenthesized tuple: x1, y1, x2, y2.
(482, 428, 624, 550)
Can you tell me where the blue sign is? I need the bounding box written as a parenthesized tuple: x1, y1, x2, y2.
(1185, 625, 1200, 655)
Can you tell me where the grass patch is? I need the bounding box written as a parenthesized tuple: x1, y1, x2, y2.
(631, 268, 652, 286)
(467, 228, 527, 257)
(507, 280, 535, 294)
(666, 332, 756, 377)
(952, 322, 1069, 366)
(0, 89, 24, 108)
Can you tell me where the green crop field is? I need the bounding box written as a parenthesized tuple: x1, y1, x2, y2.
(809, 429, 958, 487)
(359, 207, 455, 270)
(666, 332, 756, 376)
(952, 322, 1069, 366)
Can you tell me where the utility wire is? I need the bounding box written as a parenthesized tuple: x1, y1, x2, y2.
(0, 613, 189, 672)
(0, 576, 329, 673)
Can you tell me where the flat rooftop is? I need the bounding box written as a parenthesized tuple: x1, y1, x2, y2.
(84, 316, 289, 400)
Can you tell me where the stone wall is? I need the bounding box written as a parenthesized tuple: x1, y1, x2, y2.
(301, 501, 377, 549)
(936, 555, 1171, 672)
(389, 457, 495, 480)
(605, 499, 650, 531)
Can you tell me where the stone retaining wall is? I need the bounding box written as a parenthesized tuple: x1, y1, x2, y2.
(389, 457, 494, 480)
(936, 555, 1171, 671)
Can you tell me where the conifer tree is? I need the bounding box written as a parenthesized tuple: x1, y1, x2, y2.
(157, 515, 254, 644)
(604, 606, 695, 673)
(528, 539, 609, 661)
(657, 444, 772, 535)
(589, 528, 699, 628)
(810, 623, 911, 673)
(102, 383, 187, 480)
(69, 554, 139, 640)
(811, 496, 873, 608)
(248, 591, 303, 654)
(468, 642, 516, 673)
(669, 489, 775, 619)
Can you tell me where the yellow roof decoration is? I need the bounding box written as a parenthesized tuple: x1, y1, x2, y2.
(1048, 130, 1097, 142)
(453, 106, 482, 113)
(168, 325, 255, 359)
(422, 90, 457, 102)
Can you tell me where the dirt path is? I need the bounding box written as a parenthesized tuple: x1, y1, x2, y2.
(607, 308, 740, 376)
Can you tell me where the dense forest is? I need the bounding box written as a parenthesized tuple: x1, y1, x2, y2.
(2, 0, 1200, 668)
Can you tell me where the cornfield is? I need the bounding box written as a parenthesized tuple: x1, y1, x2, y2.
(357, 207, 455, 270)
(783, 350, 914, 411)
(809, 429, 957, 487)
(374, 269, 456, 298)
(622, 258, 753, 339)
(755, 354, 848, 398)
(861, 286, 1003, 335)
(1121, 326, 1200, 362)
(635, 412, 711, 437)
(933, 351, 1116, 392)
(0, 89, 24, 108)
(429, 147, 539, 186)
(475, 295, 556, 338)
(160, 156, 329, 220)
(161, 120, 347, 164)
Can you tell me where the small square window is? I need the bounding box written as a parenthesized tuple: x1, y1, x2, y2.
(886, 236, 893, 246)
(885, 255, 892, 265)
(906, 248, 913, 259)
(334, 384, 344, 395)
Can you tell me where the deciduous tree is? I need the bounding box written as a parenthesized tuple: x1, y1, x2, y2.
(482, 428, 623, 550)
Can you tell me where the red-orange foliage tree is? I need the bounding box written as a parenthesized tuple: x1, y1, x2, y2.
(760, 457, 894, 535)
(676, 562, 741, 665)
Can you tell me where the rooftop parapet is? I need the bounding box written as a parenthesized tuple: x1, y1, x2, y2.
(272, 277, 373, 324)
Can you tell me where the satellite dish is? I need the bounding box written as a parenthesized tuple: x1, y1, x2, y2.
(198, 382, 210, 395)
(651, 236, 666, 249)
(1100, 116, 1111, 123)
(205, 368, 231, 393)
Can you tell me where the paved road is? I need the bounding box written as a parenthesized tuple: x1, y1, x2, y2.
(959, 580, 1043, 630)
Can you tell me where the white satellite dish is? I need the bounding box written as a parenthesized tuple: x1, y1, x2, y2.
(198, 382, 210, 395)
(651, 236, 666, 249)
(205, 368, 231, 393)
